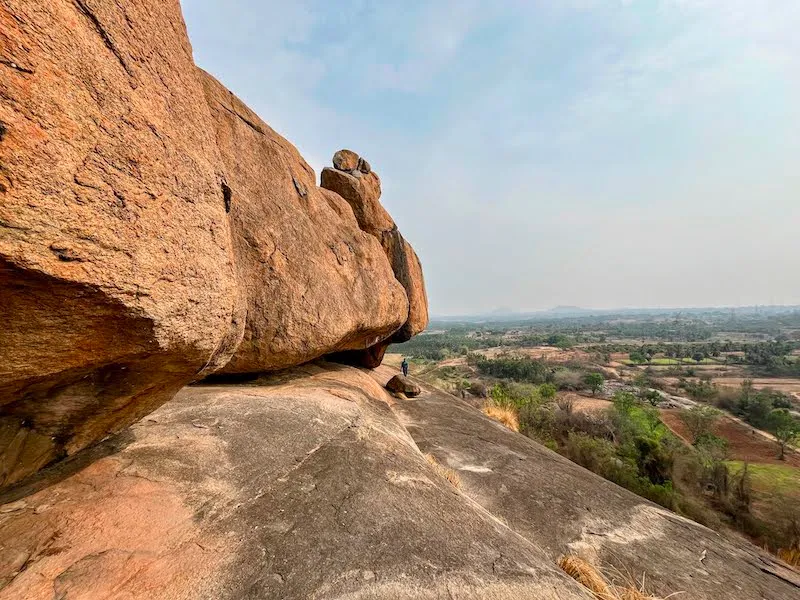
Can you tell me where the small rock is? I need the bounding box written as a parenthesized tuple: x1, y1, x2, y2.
(357, 157, 371, 174)
(386, 374, 421, 397)
(332, 149, 359, 171)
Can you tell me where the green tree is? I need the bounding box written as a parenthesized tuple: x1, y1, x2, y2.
(612, 391, 637, 415)
(769, 409, 800, 461)
(629, 351, 647, 364)
(641, 389, 662, 407)
(679, 405, 720, 445)
(584, 372, 605, 396)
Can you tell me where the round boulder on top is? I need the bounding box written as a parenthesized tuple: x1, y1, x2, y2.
(386, 374, 421, 397)
(332, 149, 360, 171)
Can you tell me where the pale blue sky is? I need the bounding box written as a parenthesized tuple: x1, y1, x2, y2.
(181, 0, 800, 315)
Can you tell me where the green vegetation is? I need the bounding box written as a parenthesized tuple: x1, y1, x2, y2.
(468, 354, 552, 384)
(769, 409, 800, 460)
(393, 331, 503, 360)
(392, 307, 800, 558)
(728, 461, 800, 497)
(584, 372, 604, 395)
(679, 405, 721, 445)
(515, 390, 798, 552)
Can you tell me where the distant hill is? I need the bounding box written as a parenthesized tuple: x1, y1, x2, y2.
(430, 304, 800, 323)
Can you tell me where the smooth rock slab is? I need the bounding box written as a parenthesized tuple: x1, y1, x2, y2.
(372, 365, 800, 600)
(0, 363, 585, 600)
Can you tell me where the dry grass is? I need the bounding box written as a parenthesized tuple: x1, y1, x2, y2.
(778, 547, 800, 567)
(558, 555, 613, 598)
(424, 454, 461, 489)
(557, 555, 674, 600)
(482, 405, 519, 432)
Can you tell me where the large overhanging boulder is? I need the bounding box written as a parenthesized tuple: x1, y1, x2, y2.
(0, 0, 243, 488)
(201, 73, 409, 374)
(321, 150, 429, 366)
(0, 0, 427, 489)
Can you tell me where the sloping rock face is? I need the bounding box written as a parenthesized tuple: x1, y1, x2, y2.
(0, 0, 242, 488)
(201, 74, 408, 374)
(371, 366, 800, 600)
(2, 363, 796, 599)
(0, 0, 426, 489)
(322, 151, 429, 367)
(0, 364, 587, 600)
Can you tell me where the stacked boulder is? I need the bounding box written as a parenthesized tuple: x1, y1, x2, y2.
(322, 150, 429, 367)
(0, 0, 427, 489)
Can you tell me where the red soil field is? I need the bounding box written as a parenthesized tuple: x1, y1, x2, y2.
(660, 409, 800, 467)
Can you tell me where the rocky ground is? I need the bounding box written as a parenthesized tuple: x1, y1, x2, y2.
(1, 363, 797, 599)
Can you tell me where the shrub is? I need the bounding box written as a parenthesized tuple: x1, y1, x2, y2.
(553, 368, 585, 391)
(556, 396, 575, 415)
(519, 402, 556, 441)
(482, 405, 520, 432)
(539, 383, 557, 399)
(468, 381, 487, 398)
(490, 381, 541, 409)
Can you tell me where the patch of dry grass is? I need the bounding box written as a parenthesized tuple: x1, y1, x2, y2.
(482, 405, 519, 432)
(778, 547, 800, 567)
(558, 555, 613, 598)
(424, 453, 461, 489)
(557, 555, 675, 600)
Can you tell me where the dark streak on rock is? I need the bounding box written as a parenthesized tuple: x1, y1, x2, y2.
(0, 58, 34, 74)
(221, 180, 232, 213)
(49, 244, 86, 262)
(218, 102, 265, 135)
(292, 177, 308, 199)
(73, 0, 134, 78)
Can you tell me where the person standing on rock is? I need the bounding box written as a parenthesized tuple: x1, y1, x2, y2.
(401, 357, 409, 377)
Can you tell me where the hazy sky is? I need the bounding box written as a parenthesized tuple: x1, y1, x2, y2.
(181, 0, 800, 316)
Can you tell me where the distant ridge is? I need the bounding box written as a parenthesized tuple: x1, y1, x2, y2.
(430, 304, 800, 322)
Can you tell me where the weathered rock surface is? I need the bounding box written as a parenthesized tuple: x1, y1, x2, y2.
(322, 150, 429, 366)
(385, 374, 421, 397)
(0, 0, 242, 488)
(371, 365, 800, 600)
(0, 364, 587, 600)
(332, 149, 360, 172)
(1, 363, 796, 599)
(0, 0, 426, 488)
(201, 74, 408, 374)
(321, 165, 393, 237)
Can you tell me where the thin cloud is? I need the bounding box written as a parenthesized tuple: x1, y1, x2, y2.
(182, 0, 800, 315)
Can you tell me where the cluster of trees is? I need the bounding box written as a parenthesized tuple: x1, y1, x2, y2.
(520, 392, 680, 508)
(393, 332, 504, 360)
(467, 354, 607, 394)
(586, 340, 799, 368)
(468, 354, 552, 385)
